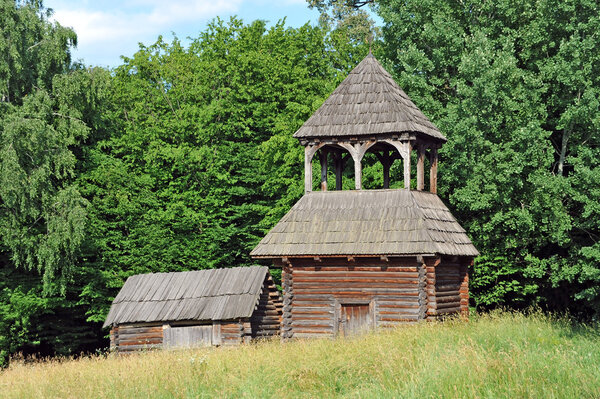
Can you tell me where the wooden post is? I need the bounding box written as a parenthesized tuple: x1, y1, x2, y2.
(319, 149, 328, 191)
(403, 141, 412, 190)
(354, 156, 362, 190)
(305, 146, 313, 193)
(333, 151, 343, 190)
(383, 151, 390, 189)
(430, 148, 438, 194)
(417, 145, 425, 191)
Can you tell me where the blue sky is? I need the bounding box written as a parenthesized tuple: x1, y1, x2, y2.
(46, 0, 324, 68)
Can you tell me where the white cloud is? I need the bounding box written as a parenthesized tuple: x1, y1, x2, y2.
(46, 0, 317, 66)
(52, 1, 242, 46)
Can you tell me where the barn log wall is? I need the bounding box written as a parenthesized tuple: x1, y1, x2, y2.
(110, 327, 117, 351)
(282, 257, 424, 339)
(220, 320, 245, 345)
(250, 274, 283, 339)
(112, 323, 163, 352)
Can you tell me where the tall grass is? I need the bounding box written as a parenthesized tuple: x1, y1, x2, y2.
(1, 311, 599, 398)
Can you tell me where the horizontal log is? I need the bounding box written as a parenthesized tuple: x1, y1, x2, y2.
(292, 320, 334, 327)
(293, 266, 418, 272)
(116, 331, 163, 339)
(376, 303, 420, 310)
(251, 316, 281, 322)
(291, 300, 335, 306)
(431, 306, 461, 315)
(294, 289, 419, 295)
(252, 310, 281, 317)
(293, 284, 419, 291)
(253, 325, 280, 330)
(221, 329, 242, 334)
(293, 272, 420, 279)
(292, 316, 331, 322)
(436, 301, 461, 309)
(378, 308, 420, 315)
(116, 327, 163, 335)
(291, 307, 334, 313)
(435, 284, 461, 291)
(436, 290, 460, 297)
(436, 295, 461, 304)
(292, 313, 333, 319)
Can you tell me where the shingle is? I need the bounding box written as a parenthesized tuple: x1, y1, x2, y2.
(103, 266, 269, 328)
(250, 189, 479, 258)
(293, 54, 446, 142)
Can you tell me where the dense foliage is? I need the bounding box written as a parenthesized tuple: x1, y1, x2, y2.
(0, 0, 598, 364)
(374, 0, 600, 316)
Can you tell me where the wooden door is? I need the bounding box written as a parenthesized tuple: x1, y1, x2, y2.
(339, 304, 371, 337)
(163, 325, 213, 348)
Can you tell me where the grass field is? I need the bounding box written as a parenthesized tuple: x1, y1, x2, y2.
(1, 311, 599, 398)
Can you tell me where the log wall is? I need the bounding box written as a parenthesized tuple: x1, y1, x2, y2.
(281, 257, 425, 339)
(111, 323, 164, 353)
(250, 274, 283, 339)
(426, 257, 470, 319)
(220, 320, 245, 346)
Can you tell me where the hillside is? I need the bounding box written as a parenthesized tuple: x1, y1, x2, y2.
(1, 311, 599, 398)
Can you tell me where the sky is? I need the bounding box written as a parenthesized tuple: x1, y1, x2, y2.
(46, 0, 323, 68)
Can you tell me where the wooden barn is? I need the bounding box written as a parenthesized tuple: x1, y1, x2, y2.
(250, 53, 479, 339)
(103, 266, 282, 352)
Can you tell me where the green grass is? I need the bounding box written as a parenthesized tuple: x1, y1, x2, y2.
(2, 311, 599, 398)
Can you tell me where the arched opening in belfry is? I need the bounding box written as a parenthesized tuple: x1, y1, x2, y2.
(304, 139, 439, 193)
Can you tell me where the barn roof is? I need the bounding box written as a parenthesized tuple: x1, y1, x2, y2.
(103, 266, 269, 328)
(293, 53, 446, 142)
(250, 190, 478, 258)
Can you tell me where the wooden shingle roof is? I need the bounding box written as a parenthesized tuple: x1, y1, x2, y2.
(250, 190, 478, 258)
(103, 266, 268, 327)
(293, 53, 446, 142)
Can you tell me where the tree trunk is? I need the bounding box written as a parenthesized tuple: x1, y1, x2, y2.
(557, 128, 570, 177)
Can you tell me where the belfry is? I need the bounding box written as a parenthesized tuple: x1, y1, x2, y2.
(251, 53, 478, 339)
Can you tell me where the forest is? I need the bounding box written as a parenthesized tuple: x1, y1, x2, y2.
(0, 0, 598, 365)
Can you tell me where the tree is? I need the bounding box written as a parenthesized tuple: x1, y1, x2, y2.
(373, 0, 600, 316)
(0, 1, 114, 365)
(0, 0, 86, 293)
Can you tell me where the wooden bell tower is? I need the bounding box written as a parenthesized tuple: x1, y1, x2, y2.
(251, 53, 478, 340)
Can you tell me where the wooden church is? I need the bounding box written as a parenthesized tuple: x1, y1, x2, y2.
(251, 53, 479, 339)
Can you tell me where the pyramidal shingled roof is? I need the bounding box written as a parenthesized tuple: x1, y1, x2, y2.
(293, 53, 446, 141)
(250, 190, 478, 258)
